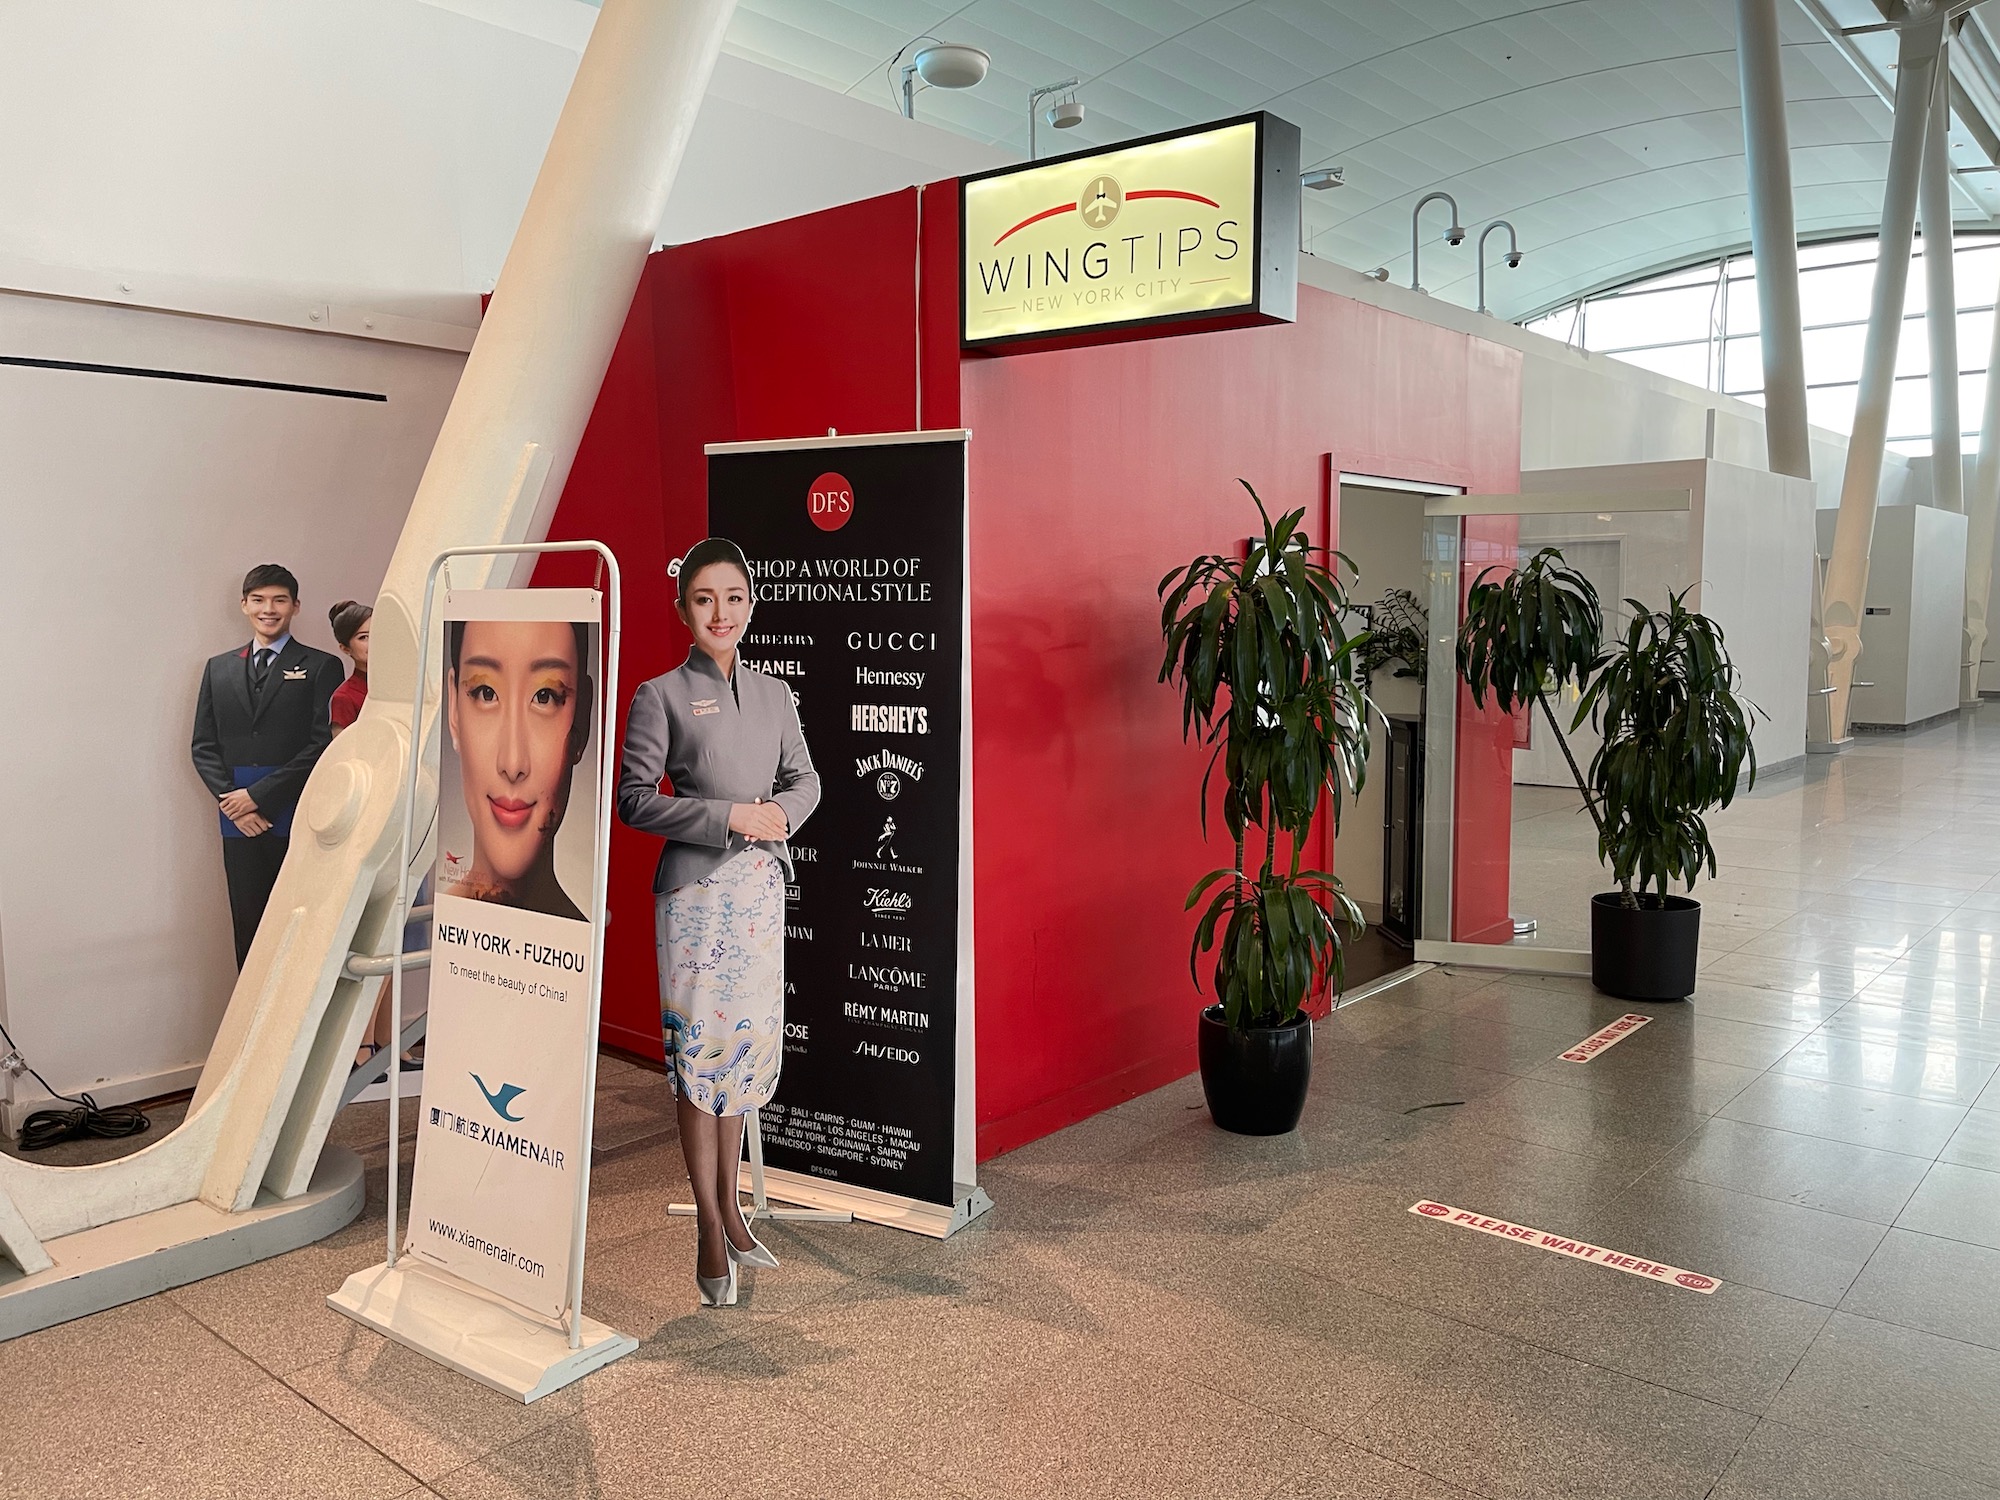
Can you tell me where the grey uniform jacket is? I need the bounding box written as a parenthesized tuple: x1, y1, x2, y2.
(616, 647, 821, 894)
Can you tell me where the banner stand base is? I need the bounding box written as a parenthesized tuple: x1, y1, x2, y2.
(328, 1259, 636, 1404)
(749, 1173, 995, 1240)
(666, 1112, 994, 1238)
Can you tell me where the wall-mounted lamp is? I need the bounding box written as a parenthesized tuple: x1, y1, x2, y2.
(1029, 79, 1084, 159)
(1409, 190, 1465, 295)
(1475, 219, 1523, 316)
(894, 38, 990, 119)
(1298, 164, 1345, 253)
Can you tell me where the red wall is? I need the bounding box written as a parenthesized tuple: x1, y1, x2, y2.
(545, 183, 1523, 1154)
(962, 288, 1521, 1154)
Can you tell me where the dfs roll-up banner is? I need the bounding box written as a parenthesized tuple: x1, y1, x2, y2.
(405, 588, 603, 1317)
(707, 431, 985, 1235)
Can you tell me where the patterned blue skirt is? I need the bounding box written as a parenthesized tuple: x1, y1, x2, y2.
(655, 850, 784, 1116)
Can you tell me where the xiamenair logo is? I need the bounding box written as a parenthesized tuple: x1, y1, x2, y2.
(429, 1086, 566, 1171)
(472, 1073, 527, 1122)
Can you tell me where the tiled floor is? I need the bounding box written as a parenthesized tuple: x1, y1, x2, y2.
(7, 712, 2000, 1498)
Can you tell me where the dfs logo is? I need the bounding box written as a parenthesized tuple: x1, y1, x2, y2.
(809, 471, 854, 532)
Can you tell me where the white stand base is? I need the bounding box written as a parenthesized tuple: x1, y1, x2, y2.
(328, 1258, 635, 1403)
(662, 1109, 994, 1238)
(0, 1145, 366, 1343)
(750, 1172, 993, 1238)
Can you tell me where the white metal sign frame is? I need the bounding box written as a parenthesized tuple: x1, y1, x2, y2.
(329, 539, 630, 1403)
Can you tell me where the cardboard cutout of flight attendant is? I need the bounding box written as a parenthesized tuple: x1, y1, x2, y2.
(617, 539, 821, 1306)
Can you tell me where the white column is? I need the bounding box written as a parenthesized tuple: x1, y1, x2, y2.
(1824, 14, 1946, 740)
(1735, 0, 1812, 480)
(1965, 274, 2000, 700)
(1921, 44, 1964, 514)
(191, 0, 738, 1210)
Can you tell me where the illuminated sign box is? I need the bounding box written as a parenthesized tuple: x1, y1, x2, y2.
(960, 112, 1300, 352)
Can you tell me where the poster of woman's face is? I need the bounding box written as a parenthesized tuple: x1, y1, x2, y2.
(437, 614, 599, 924)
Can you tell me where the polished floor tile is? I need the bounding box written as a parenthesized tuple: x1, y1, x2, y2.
(1651, 1115, 1932, 1224)
(1769, 1032, 2000, 1106)
(1839, 1228, 2000, 1352)
(1944, 1107, 2000, 1171)
(1717, 1073, 1969, 1157)
(1710, 1419, 2000, 1499)
(1572, 1173, 1886, 1306)
(1767, 1311, 2000, 1488)
(1348, 1323, 1758, 1500)
(1892, 1160, 2000, 1250)
(21, 712, 2000, 1499)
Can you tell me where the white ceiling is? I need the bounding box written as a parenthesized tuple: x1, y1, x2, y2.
(707, 0, 2000, 322)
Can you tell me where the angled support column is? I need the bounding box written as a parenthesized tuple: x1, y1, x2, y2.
(1965, 264, 2000, 700)
(1735, 0, 1812, 480)
(1922, 42, 1964, 514)
(0, 0, 737, 1330)
(1825, 12, 1947, 740)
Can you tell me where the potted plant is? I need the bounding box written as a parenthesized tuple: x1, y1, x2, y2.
(1157, 482, 1369, 1134)
(1355, 587, 1429, 690)
(1456, 547, 1757, 1000)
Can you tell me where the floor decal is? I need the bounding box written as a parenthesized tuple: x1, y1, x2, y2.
(1408, 1200, 1720, 1293)
(1557, 1012, 1652, 1062)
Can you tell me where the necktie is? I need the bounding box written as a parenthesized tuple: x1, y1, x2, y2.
(253, 648, 274, 693)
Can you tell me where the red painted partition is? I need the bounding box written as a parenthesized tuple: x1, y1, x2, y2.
(542, 181, 1523, 1155)
(540, 187, 960, 1059)
(961, 287, 1521, 1154)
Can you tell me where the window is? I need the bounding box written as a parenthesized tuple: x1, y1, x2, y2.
(1521, 234, 2000, 457)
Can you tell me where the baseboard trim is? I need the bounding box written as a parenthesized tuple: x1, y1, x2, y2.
(976, 1047, 1195, 1162)
(1853, 708, 1966, 734)
(1414, 940, 1592, 976)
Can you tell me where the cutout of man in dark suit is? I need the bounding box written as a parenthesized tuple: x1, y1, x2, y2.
(191, 564, 343, 967)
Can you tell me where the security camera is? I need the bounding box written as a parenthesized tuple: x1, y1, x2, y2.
(1445, 225, 1466, 246)
(1505, 251, 1523, 269)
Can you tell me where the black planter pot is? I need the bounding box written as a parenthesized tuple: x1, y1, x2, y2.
(1197, 1006, 1312, 1135)
(1590, 892, 1701, 1002)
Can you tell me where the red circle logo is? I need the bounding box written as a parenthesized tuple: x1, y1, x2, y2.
(1416, 1202, 1450, 1217)
(809, 471, 854, 531)
(1675, 1273, 1716, 1290)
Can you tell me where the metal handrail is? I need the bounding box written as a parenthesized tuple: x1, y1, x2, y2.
(345, 949, 431, 979)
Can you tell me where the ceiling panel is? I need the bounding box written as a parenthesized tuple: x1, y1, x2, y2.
(713, 0, 1989, 319)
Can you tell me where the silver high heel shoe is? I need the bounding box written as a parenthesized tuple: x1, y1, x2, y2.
(695, 1262, 738, 1307)
(725, 1207, 780, 1270)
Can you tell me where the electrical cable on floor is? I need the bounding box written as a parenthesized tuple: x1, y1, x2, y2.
(0, 1019, 149, 1152)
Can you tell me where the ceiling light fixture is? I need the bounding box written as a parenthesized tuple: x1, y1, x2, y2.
(1028, 79, 1083, 159)
(891, 38, 990, 119)
(1297, 165, 1346, 256)
(1475, 219, 1524, 316)
(1409, 190, 1466, 295)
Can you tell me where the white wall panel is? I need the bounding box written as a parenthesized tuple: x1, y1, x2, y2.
(0, 294, 463, 1106)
